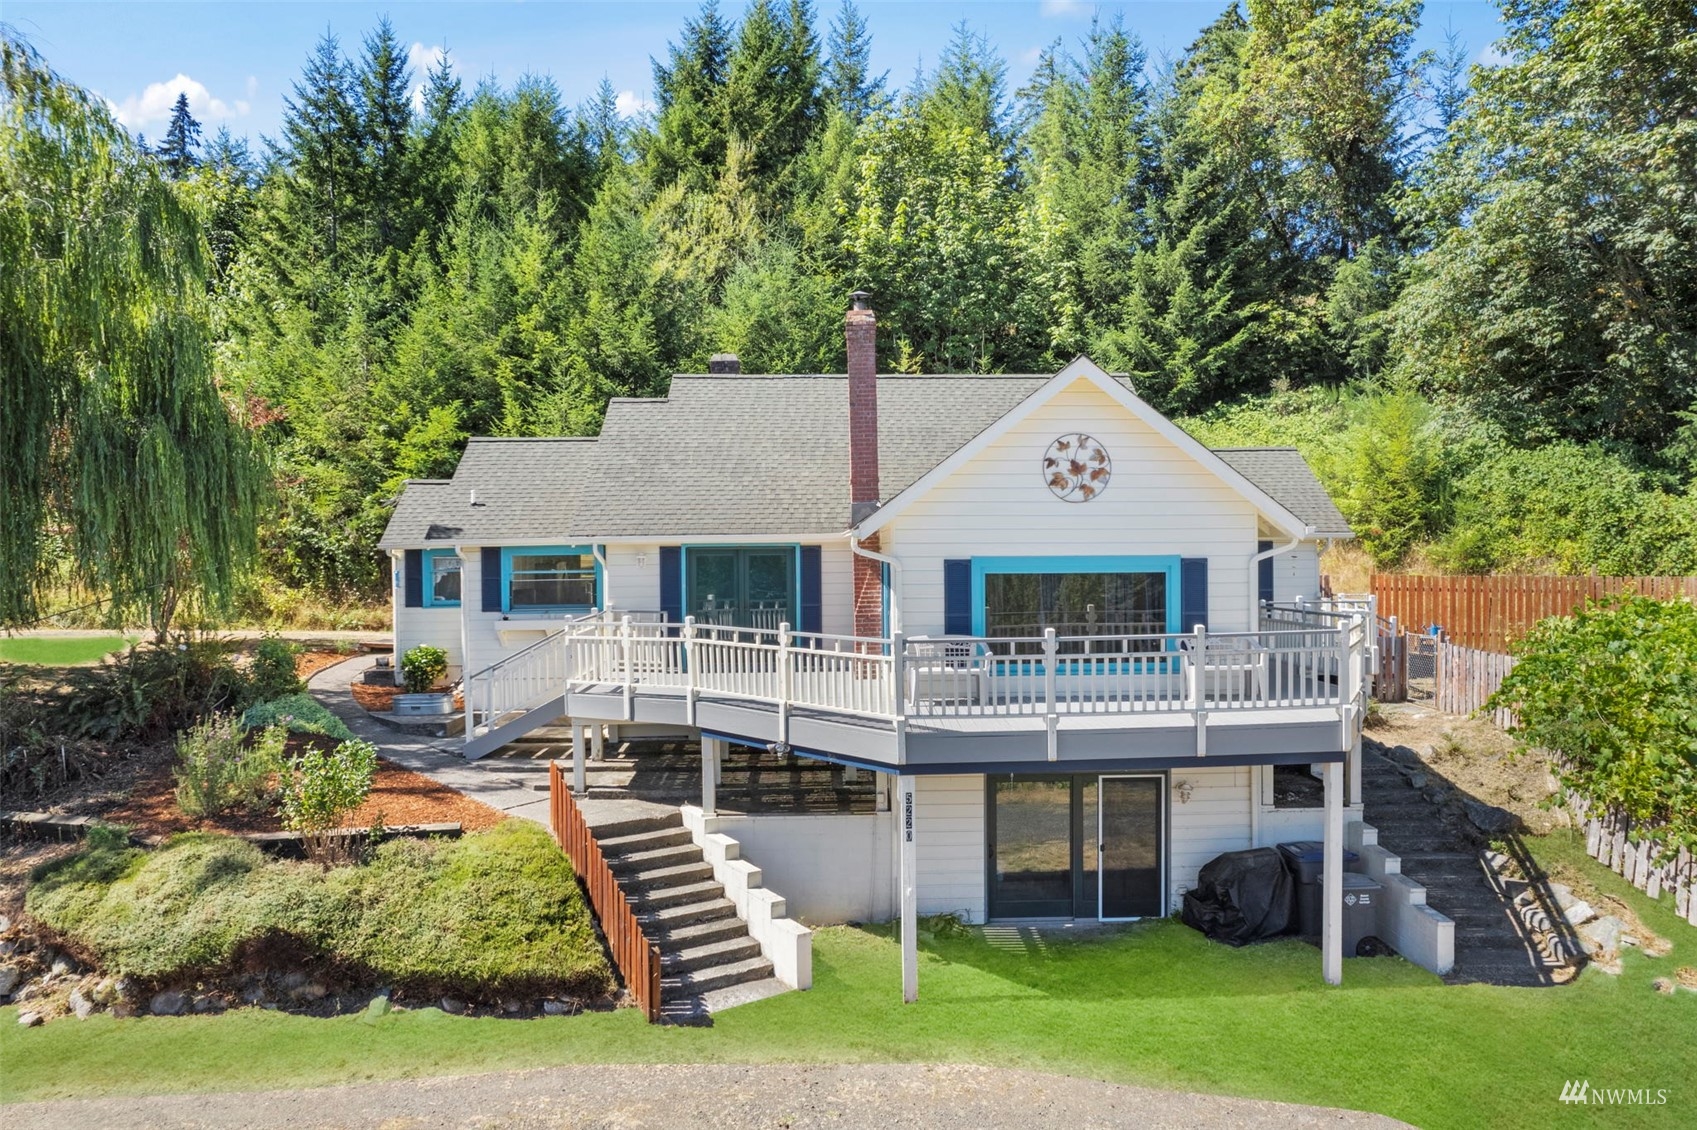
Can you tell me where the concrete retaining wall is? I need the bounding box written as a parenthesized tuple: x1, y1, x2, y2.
(681, 806, 814, 990)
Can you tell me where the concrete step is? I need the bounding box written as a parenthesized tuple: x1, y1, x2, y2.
(626, 879, 728, 911)
(591, 813, 683, 840)
(661, 935, 763, 974)
(607, 842, 704, 871)
(598, 826, 695, 856)
(620, 860, 716, 890)
(652, 914, 751, 948)
(637, 896, 739, 932)
(665, 955, 774, 997)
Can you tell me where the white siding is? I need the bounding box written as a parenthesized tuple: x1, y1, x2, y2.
(1272, 542, 1323, 605)
(1167, 766, 1253, 911)
(390, 551, 466, 675)
(886, 378, 1261, 637)
(914, 774, 986, 922)
(819, 540, 854, 636)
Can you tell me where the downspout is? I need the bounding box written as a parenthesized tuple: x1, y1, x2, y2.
(850, 534, 902, 635)
(1248, 528, 1309, 847)
(454, 545, 475, 747)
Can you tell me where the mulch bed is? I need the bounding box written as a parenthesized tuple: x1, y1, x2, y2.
(101, 734, 508, 839)
(295, 649, 358, 681)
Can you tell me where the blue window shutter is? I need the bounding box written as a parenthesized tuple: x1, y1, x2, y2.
(1180, 558, 1209, 632)
(1258, 541, 1275, 607)
(481, 547, 503, 612)
(659, 546, 683, 626)
(944, 560, 971, 636)
(799, 545, 822, 635)
(403, 550, 423, 608)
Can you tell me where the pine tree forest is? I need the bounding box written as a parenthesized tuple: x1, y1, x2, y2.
(5, 0, 1696, 626)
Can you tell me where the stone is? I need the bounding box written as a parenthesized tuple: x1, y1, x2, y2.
(1462, 797, 1518, 835)
(1560, 900, 1596, 928)
(0, 939, 18, 956)
(0, 912, 11, 932)
(50, 956, 76, 977)
(111, 1001, 137, 1019)
(17, 1011, 42, 1028)
(501, 998, 524, 1014)
(279, 971, 309, 991)
(542, 999, 579, 1017)
(1579, 915, 1626, 960)
(440, 997, 465, 1015)
(1547, 882, 1575, 909)
(291, 982, 328, 1002)
(0, 965, 21, 997)
(114, 977, 139, 1001)
(192, 993, 220, 1013)
(150, 990, 188, 1016)
(12, 982, 38, 1003)
(240, 983, 270, 1006)
(92, 977, 117, 1004)
(70, 988, 96, 1020)
(1405, 772, 1427, 790)
(1653, 977, 1677, 995)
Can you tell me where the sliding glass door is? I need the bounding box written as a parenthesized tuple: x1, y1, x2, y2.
(988, 773, 1163, 920)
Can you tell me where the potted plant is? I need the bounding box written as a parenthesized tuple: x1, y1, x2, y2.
(392, 645, 454, 715)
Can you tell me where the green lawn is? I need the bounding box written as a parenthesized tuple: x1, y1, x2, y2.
(0, 634, 134, 666)
(5, 832, 1693, 1128)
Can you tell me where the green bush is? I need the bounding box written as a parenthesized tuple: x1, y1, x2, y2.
(25, 823, 612, 998)
(51, 634, 251, 742)
(400, 645, 448, 694)
(250, 634, 304, 701)
(239, 693, 354, 741)
(1489, 596, 1697, 857)
(279, 739, 378, 862)
(174, 713, 287, 820)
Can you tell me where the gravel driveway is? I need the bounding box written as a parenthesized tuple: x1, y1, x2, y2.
(5, 1062, 1407, 1129)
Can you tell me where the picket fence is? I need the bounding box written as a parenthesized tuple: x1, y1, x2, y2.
(1434, 640, 1518, 728)
(1568, 794, 1697, 930)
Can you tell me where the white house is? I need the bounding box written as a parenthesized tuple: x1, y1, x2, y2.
(380, 294, 1388, 998)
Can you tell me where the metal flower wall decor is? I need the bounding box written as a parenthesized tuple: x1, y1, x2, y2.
(1043, 433, 1111, 502)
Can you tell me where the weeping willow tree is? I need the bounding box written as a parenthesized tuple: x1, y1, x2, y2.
(1, 32, 263, 634)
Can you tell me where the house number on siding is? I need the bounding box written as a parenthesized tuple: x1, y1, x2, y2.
(1043, 433, 1111, 502)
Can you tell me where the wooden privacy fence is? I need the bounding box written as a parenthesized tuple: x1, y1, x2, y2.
(1435, 640, 1518, 727)
(1372, 574, 1697, 654)
(1569, 794, 1697, 930)
(549, 762, 663, 1022)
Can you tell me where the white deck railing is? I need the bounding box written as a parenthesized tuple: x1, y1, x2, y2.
(552, 614, 1368, 727)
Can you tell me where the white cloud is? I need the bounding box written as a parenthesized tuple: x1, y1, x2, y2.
(1040, 0, 1092, 17)
(109, 74, 251, 131)
(407, 42, 450, 113)
(615, 90, 655, 119)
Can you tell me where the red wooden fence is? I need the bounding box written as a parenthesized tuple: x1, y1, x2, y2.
(1371, 574, 1697, 654)
(549, 762, 663, 1022)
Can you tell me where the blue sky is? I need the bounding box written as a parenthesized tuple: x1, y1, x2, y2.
(5, 1, 1508, 145)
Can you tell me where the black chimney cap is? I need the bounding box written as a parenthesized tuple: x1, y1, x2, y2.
(850, 290, 872, 311)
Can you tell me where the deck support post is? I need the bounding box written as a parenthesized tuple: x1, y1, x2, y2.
(898, 773, 918, 1003)
(591, 724, 606, 763)
(571, 722, 587, 797)
(1322, 759, 1343, 986)
(701, 737, 721, 817)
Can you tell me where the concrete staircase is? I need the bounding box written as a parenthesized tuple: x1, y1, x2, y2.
(593, 811, 781, 1017)
(1361, 740, 1548, 986)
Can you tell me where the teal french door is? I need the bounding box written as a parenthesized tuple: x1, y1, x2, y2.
(686, 548, 796, 632)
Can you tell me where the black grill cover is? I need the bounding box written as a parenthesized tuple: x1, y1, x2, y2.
(1180, 847, 1294, 946)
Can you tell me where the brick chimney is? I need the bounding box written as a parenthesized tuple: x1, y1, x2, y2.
(708, 352, 741, 374)
(847, 291, 885, 641)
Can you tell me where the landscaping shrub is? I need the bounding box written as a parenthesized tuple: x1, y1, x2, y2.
(1489, 596, 1697, 857)
(239, 693, 354, 741)
(400, 645, 448, 694)
(278, 739, 378, 863)
(25, 823, 612, 998)
(53, 634, 252, 742)
(249, 634, 305, 701)
(174, 713, 287, 820)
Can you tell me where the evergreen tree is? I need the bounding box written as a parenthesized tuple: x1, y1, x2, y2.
(647, 0, 734, 190)
(275, 30, 364, 278)
(358, 16, 414, 260)
(408, 48, 465, 242)
(157, 91, 202, 178)
(824, 0, 884, 120)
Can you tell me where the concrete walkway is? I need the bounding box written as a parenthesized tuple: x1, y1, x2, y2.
(307, 654, 552, 825)
(3, 1063, 1409, 1130)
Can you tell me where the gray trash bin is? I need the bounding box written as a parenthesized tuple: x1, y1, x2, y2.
(1276, 840, 1361, 937)
(1342, 873, 1382, 955)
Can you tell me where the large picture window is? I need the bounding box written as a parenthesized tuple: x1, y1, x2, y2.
(423, 549, 462, 607)
(504, 547, 597, 611)
(985, 572, 1167, 653)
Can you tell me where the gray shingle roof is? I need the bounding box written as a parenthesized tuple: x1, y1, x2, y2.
(1213, 447, 1353, 537)
(376, 438, 596, 549)
(379, 375, 1351, 545)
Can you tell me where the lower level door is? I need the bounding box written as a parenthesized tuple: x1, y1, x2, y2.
(1098, 775, 1165, 920)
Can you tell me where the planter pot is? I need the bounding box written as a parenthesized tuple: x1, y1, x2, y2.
(391, 692, 456, 716)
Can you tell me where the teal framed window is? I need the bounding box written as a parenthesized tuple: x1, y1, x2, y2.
(972, 556, 1181, 655)
(502, 546, 599, 612)
(422, 549, 463, 607)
